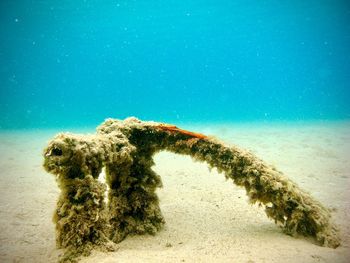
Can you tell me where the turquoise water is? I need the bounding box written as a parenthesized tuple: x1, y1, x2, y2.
(1, 1, 349, 129)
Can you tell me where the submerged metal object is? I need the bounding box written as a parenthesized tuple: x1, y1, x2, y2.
(43, 117, 340, 262)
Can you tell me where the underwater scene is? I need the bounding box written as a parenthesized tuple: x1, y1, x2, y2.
(0, 1, 349, 262)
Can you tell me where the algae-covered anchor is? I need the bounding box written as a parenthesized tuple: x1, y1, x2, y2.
(43, 117, 340, 262)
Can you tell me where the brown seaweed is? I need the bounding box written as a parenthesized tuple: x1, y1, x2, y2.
(43, 117, 340, 262)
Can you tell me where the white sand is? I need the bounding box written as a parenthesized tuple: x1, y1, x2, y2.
(0, 121, 349, 263)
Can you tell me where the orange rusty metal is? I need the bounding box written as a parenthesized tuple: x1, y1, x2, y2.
(157, 124, 207, 140)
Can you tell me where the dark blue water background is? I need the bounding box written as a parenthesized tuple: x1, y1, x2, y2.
(1, 0, 349, 128)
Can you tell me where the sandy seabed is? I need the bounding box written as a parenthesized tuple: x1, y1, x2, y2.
(0, 121, 349, 263)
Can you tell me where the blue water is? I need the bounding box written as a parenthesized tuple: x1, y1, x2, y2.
(1, 0, 349, 129)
